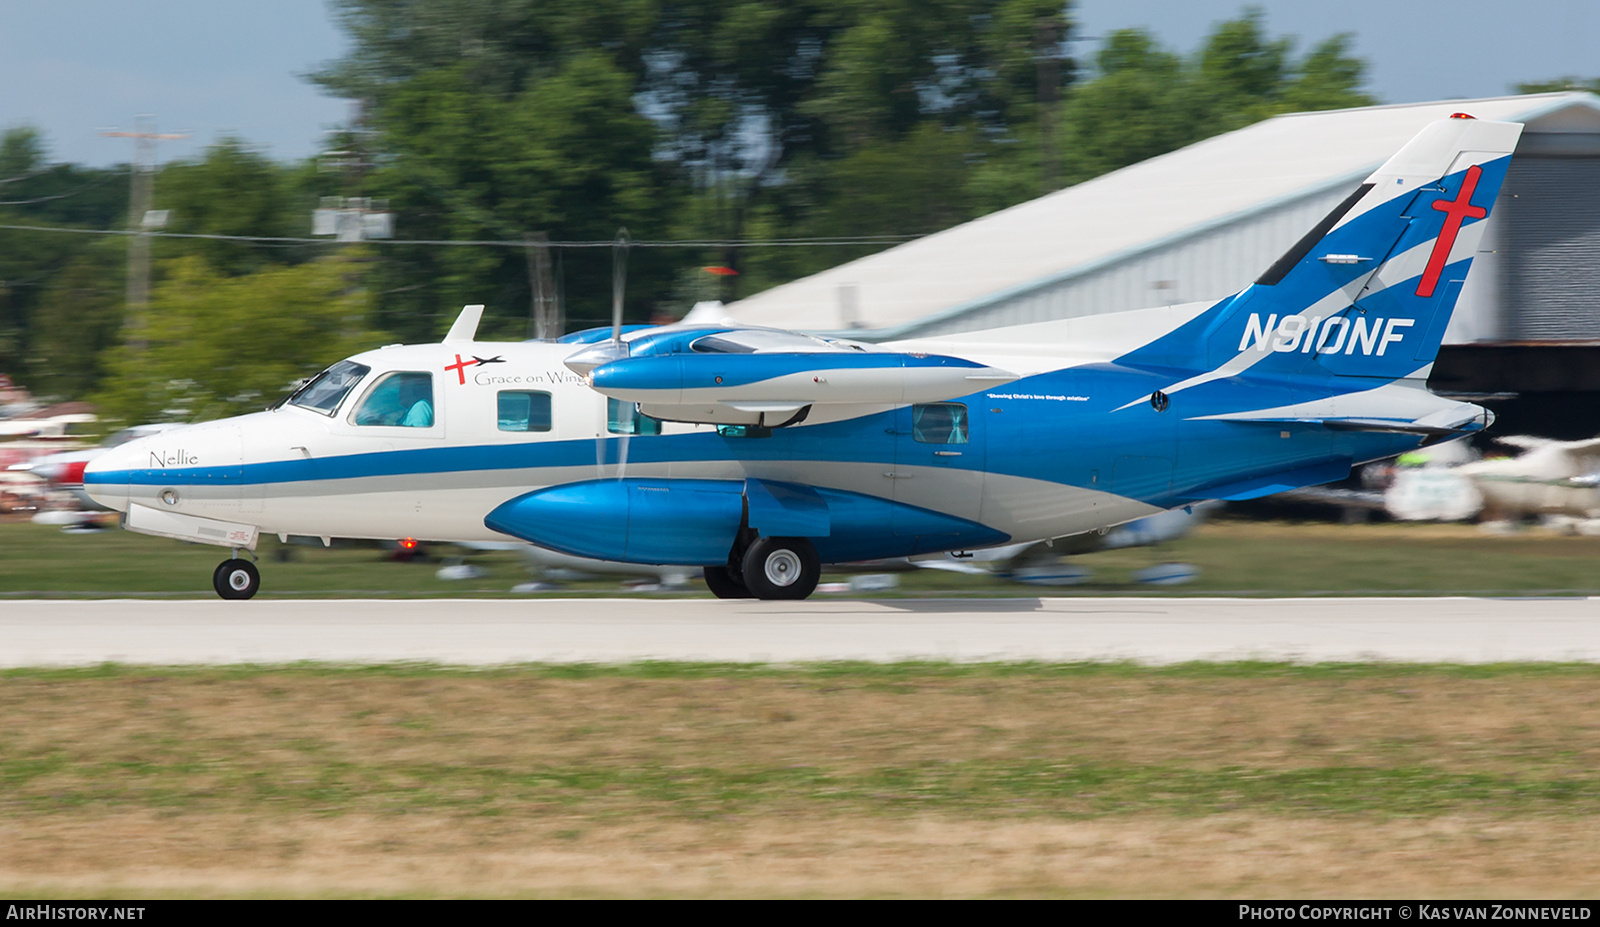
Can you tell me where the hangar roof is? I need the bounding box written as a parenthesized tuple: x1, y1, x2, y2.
(722, 92, 1600, 338)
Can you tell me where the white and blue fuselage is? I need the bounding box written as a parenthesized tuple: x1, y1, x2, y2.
(83, 115, 1521, 598)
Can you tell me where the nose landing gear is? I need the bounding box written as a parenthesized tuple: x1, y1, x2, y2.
(213, 549, 261, 600)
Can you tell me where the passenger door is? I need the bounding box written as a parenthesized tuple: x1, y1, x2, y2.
(890, 401, 987, 533)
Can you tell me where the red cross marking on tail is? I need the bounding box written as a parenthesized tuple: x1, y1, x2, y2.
(1416, 164, 1487, 298)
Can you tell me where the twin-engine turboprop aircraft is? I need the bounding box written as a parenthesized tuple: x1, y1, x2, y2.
(85, 115, 1521, 600)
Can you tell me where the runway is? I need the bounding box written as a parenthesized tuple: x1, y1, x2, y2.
(3, 596, 1599, 665)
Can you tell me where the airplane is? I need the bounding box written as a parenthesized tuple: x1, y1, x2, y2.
(1454, 435, 1600, 523)
(895, 501, 1218, 585)
(449, 539, 700, 589)
(82, 114, 1521, 601)
(516, 544, 697, 589)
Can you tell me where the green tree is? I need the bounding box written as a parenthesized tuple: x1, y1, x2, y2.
(1057, 13, 1373, 185)
(312, 1, 1078, 315)
(1281, 34, 1376, 112)
(1515, 77, 1600, 94)
(1056, 29, 1196, 184)
(23, 242, 125, 401)
(94, 253, 385, 426)
(361, 51, 677, 340)
(0, 126, 130, 388)
(308, 2, 1372, 320)
(0, 126, 45, 179)
(154, 139, 308, 276)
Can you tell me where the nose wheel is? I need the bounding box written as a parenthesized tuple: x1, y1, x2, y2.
(213, 558, 261, 600)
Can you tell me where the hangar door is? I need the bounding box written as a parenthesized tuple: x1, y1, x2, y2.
(1499, 153, 1600, 340)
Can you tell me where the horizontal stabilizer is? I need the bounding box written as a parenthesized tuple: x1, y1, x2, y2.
(1195, 388, 1493, 441)
(1212, 416, 1486, 438)
(1319, 418, 1477, 437)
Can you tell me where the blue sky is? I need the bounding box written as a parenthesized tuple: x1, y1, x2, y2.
(1, 1, 1595, 168)
(0, 0, 349, 167)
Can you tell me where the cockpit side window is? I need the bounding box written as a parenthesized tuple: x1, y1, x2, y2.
(287, 360, 371, 415)
(911, 402, 968, 444)
(351, 372, 435, 427)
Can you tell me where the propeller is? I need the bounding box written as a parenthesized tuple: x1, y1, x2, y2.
(598, 228, 632, 480)
(612, 227, 629, 346)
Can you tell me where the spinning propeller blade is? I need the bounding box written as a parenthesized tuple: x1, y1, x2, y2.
(599, 228, 632, 479)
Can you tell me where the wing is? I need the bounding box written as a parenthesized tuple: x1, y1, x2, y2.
(563, 324, 1016, 427)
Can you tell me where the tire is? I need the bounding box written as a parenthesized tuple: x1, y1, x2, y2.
(740, 537, 821, 600)
(703, 565, 752, 599)
(213, 558, 260, 600)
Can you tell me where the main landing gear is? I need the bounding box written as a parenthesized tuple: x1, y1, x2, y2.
(705, 536, 822, 600)
(213, 550, 261, 600)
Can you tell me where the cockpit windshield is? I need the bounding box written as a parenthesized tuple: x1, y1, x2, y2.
(285, 360, 371, 415)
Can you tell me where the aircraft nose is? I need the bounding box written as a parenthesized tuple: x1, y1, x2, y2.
(83, 421, 244, 514)
(82, 436, 149, 513)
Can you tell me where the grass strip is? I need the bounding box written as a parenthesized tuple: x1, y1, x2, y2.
(3, 754, 1598, 819)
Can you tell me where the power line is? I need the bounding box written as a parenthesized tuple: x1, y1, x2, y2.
(0, 222, 923, 249)
(0, 170, 121, 207)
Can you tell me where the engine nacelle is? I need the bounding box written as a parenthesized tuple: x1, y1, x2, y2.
(484, 477, 1009, 566)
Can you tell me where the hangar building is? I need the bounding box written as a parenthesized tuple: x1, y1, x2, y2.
(725, 93, 1600, 435)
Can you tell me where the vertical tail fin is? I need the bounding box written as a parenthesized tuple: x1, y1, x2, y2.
(1141, 116, 1522, 383)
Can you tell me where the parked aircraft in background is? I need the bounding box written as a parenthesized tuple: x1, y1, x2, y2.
(1375, 439, 1485, 522)
(0, 406, 98, 470)
(11, 424, 184, 514)
(1456, 435, 1600, 522)
(83, 116, 1520, 600)
(518, 546, 697, 589)
(911, 503, 1217, 585)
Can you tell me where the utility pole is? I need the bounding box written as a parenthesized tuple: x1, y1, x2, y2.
(103, 118, 186, 354)
(1030, 19, 1068, 196)
(526, 232, 558, 339)
(1036, 18, 1063, 195)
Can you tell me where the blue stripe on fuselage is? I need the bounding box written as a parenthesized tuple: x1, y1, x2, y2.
(87, 365, 1427, 512)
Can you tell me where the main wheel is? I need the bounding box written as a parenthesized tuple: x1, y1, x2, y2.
(703, 565, 753, 599)
(213, 558, 260, 600)
(740, 537, 821, 600)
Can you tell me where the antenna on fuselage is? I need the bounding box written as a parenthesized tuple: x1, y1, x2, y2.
(444, 304, 485, 343)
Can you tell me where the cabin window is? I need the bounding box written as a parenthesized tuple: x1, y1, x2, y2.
(498, 391, 553, 432)
(607, 398, 662, 435)
(911, 402, 968, 444)
(351, 372, 435, 427)
(287, 360, 370, 415)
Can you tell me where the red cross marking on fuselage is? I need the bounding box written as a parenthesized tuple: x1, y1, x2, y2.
(445, 353, 476, 385)
(1416, 164, 1487, 298)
